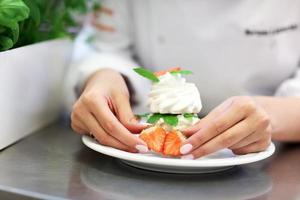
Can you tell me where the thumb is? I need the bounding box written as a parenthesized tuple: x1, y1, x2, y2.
(113, 93, 148, 133)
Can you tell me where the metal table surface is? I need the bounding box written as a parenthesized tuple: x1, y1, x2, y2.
(0, 123, 300, 200)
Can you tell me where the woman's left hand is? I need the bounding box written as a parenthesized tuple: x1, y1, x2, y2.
(180, 96, 272, 159)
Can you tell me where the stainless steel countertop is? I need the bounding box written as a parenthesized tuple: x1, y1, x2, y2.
(0, 123, 300, 200)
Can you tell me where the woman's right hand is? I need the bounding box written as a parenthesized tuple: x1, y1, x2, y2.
(71, 68, 148, 153)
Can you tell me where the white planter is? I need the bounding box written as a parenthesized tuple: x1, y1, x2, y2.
(0, 39, 73, 150)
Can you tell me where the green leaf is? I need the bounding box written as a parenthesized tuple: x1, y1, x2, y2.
(0, 35, 13, 50)
(23, 0, 40, 27)
(133, 67, 160, 82)
(0, 0, 97, 51)
(183, 113, 196, 118)
(10, 22, 19, 43)
(147, 114, 162, 124)
(183, 113, 199, 121)
(0, 26, 5, 33)
(1, 21, 19, 44)
(170, 70, 193, 75)
(0, 0, 29, 23)
(0, 0, 29, 50)
(162, 114, 179, 126)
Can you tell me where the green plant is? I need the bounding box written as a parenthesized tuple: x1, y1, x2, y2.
(0, 0, 98, 51)
(0, 0, 29, 50)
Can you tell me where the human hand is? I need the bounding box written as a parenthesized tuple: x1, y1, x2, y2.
(180, 96, 272, 159)
(71, 69, 148, 153)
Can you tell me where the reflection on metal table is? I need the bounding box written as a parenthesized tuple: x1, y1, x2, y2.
(0, 123, 299, 200)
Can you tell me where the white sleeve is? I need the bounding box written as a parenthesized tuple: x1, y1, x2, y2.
(275, 69, 300, 97)
(69, 0, 149, 106)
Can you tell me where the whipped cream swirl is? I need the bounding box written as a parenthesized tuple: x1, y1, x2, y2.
(148, 73, 202, 114)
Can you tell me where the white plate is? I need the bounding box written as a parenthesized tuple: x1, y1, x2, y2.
(82, 135, 275, 174)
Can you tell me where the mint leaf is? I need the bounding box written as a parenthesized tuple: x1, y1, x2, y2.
(183, 113, 195, 118)
(134, 68, 159, 82)
(147, 114, 162, 124)
(170, 70, 193, 75)
(183, 113, 198, 121)
(145, 113, 181, 126)
(162, 114, 179, 126)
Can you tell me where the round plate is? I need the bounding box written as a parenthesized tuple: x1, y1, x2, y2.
(82, 136, 275, 174)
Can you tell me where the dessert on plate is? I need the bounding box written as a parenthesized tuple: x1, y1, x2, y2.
(134, 67, 202, 157)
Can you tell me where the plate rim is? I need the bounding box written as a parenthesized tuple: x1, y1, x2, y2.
(82, 135, 275, 168)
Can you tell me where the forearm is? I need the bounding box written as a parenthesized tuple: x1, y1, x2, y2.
(254, 96, 300, 142)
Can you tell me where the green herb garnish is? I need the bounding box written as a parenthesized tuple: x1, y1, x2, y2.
(183, 113, 198, 121)
(170, 70, 193, 75)
(145, 113, 179, 126)
(147, 114, 162, 124)
(162, 114, 179, 126)
(144, 113, 199, 126)
(133, 67, 159, 82)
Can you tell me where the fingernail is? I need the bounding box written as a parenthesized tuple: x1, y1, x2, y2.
(181, 154, 194, 160)
(180, 144, 193, 154)
(135, 145, 148, 153)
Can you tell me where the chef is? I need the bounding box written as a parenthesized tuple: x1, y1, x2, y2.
(69, 0, 300, 159)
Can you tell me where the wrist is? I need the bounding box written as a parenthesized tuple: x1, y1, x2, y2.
(253, 96, 300, 141)
(253, 96, 278, 132)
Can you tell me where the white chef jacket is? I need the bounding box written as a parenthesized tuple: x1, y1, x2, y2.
(69, 0, 300, 114)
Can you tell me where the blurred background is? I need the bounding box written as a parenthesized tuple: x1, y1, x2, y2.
(0, 0, 100, 51)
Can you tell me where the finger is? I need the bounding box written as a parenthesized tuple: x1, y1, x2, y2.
(72, 118, 88, 132)
(71, 111, 88, 134)
(183, 118, 254, 159)
(71, 123, 86, 134)
(86, 98, 148, 151)
(83, 111, 137, 152)
(229, 132, 261, 150)
(230, 113, 272, 149)
(73, 105, 135, 152)
(183, 99, 234, 135)
(113, 92, 148, 133)
(232, 140, 271, 155)
(181, 100, 247, 154)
